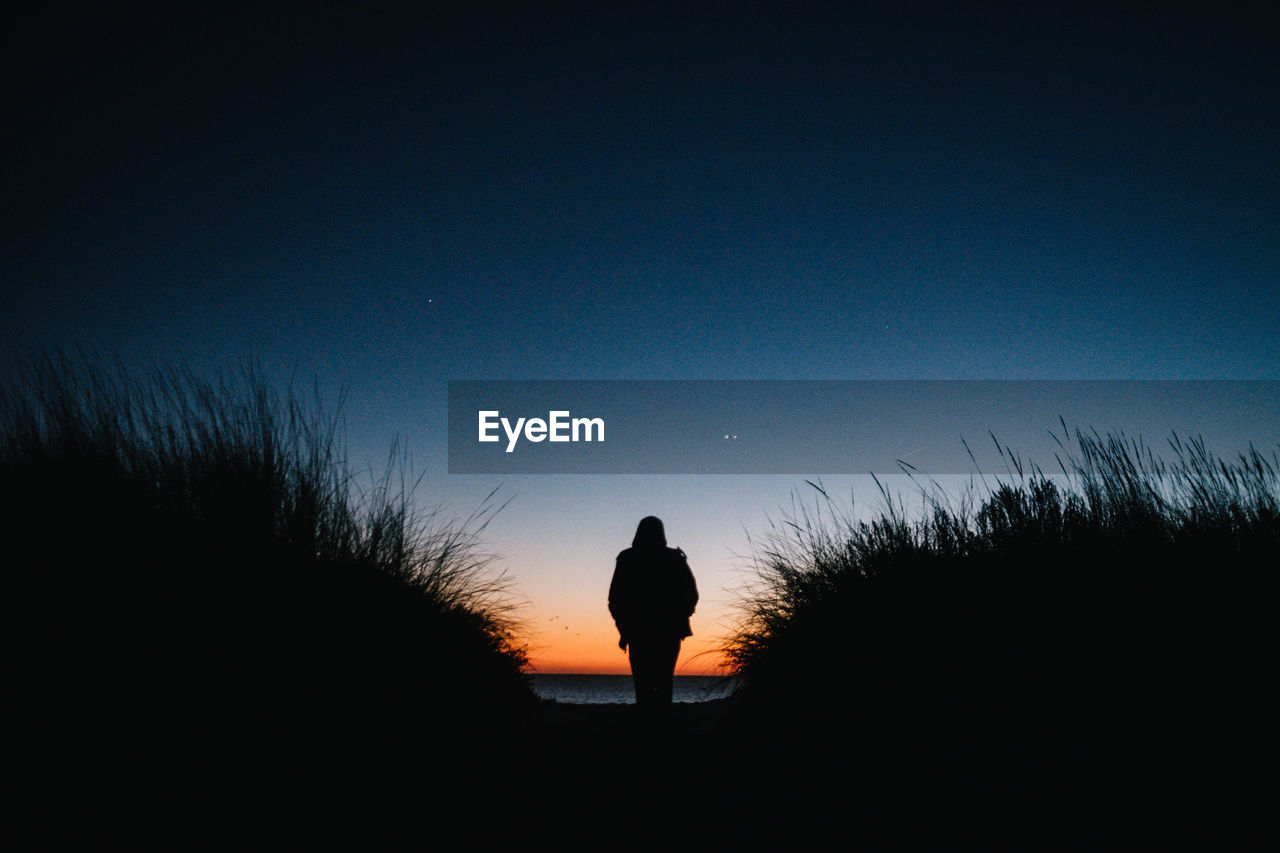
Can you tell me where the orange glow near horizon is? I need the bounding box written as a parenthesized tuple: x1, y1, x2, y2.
(526, 627, 731, 676)
(478, 484, 758, 681)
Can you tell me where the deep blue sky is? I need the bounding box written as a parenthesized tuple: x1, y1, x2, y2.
(4, 2, 1278, 669)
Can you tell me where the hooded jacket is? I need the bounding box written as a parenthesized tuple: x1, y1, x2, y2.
(608, 517, 698, 644)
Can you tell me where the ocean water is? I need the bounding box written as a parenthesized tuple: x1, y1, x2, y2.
(530, 673, 736, 704)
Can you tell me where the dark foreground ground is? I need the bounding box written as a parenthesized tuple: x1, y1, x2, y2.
(14, 694, 1273, 845)
(526, 697, 733, 759)
(513, 696, 1275, 845)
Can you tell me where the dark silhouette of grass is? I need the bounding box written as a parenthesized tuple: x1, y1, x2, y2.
(723, 424, 1279, 815)
(2, 352, 534, 798)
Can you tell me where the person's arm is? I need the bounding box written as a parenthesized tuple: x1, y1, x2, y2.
(608, 556, 629, 650)
(677, 549, 698, 617)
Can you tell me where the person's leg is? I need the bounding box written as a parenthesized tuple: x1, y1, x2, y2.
(629, 644, 657, 735)
(657, 639, 681, 705)
(629, 642, 657, 707)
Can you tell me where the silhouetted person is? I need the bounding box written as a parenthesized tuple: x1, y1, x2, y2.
(608, 516, 698, 719)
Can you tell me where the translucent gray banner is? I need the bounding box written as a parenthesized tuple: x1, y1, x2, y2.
(447, 380, 1280, 475)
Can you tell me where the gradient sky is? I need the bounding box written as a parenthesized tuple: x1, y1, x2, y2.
(4, 3, 1278, 673)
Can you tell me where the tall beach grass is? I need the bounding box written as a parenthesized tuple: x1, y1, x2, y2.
(725, 424, 1279, 803)
(2, 352, 532, 792)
